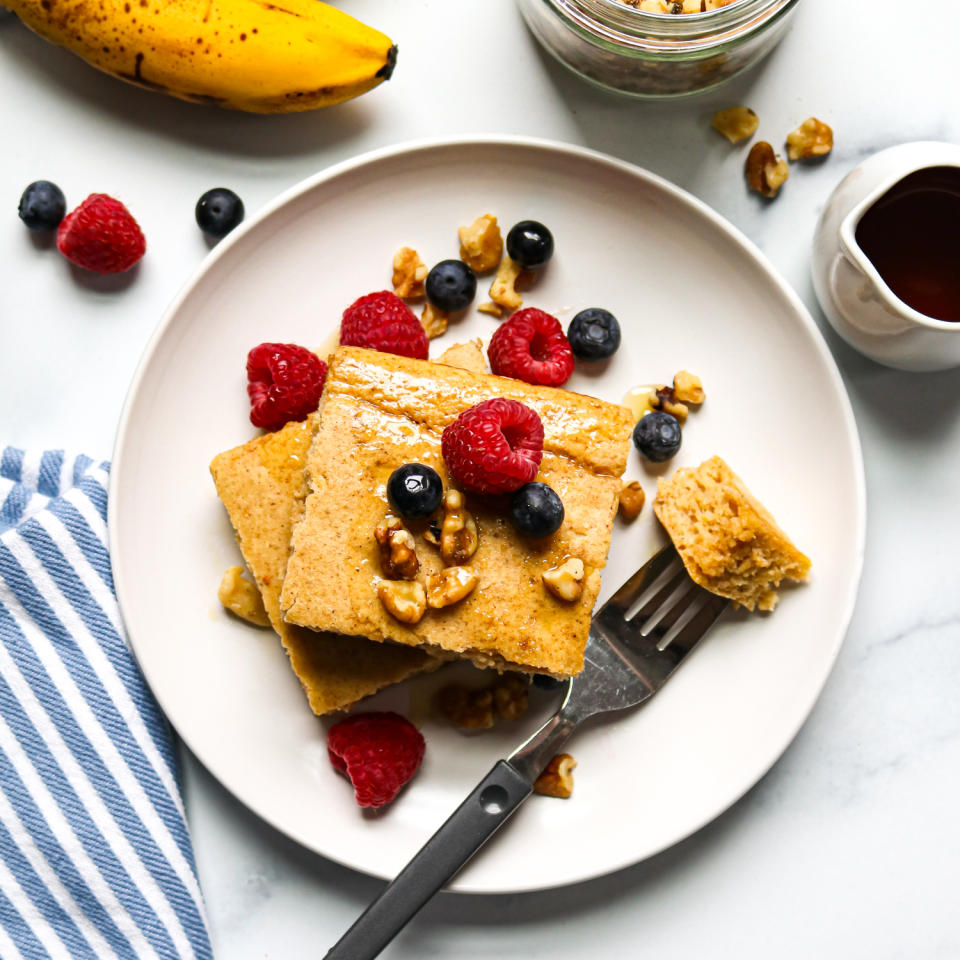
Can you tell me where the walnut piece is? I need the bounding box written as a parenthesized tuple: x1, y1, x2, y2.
(218, 566, 270, 627)
(542, 557, 585, 602)
(673, 370, 705, 405)
(477, 301, 504, 318)
(786, 117, 834, 161)
(375, 516, 419, 580)
(440, 489, 479, 565)
(618, 481, 646, 521)
(426, 566, 478, 608)
(377, 580, 427, 624)
(459, 214, 503, 274)
(436, 673, 529, 730)
(533, 753, 577, 798)
(489, 256, 526, 312)
(746, 141, 790, 199)
(655, 385, 688, 423)
(492, 674, 529, 720)
(421, 302, 449, 340)
(711, 106, 759, 144)
(392, 246, 428, 300)
(436, 684, 495, 729)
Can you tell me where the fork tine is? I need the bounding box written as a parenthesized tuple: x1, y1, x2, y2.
(595, 545, 679, 633)
(661, 590, 729, 659)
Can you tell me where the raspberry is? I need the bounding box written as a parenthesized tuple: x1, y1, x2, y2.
(56, 194, 146, 274)
(340, 290, 429, 360)
(488, 308, 574, 387)
(246, 342, 327, 431)
(442, 398, 544, 494)
(327, 712, 426, 808)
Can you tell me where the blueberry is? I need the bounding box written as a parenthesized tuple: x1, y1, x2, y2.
(195, 187, 245, 238)
(533, 674, 566, 691)
(632, 412, 682, 463)
(567, 308, 621, 361)
(506, 220, 554, 269)
(510, 482, 564, 538)
(18, 181, 66, 231)
(425, 259, 477, 312)
(387, 463, 443, 518)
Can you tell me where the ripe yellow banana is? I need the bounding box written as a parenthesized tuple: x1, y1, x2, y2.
(4, 0, 397, 112)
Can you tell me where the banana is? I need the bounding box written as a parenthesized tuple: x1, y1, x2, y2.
(4, 0, 397, 112)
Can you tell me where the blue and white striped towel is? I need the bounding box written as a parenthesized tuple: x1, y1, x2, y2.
(0, 449, 212, 960)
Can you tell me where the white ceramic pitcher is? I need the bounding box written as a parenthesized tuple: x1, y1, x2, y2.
(812, 141, 960, 372)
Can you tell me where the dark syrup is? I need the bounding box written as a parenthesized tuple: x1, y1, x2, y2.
(855, 166, 960, 324)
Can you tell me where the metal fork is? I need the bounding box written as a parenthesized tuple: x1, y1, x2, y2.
(325, 546, 729, 960)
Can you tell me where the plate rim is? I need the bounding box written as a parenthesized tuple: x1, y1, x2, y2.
(108, 134, 867, 893)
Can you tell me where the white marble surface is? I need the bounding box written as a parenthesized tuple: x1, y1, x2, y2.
(2, 0, 960, 956)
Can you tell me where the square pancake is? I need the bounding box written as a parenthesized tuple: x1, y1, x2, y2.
(279, 346, 634, 677)
(210, 418, 434, 715)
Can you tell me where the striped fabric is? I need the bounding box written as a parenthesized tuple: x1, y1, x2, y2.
(0, 449, 212, 960)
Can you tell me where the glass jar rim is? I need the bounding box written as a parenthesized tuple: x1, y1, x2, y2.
(544, 0, 801, 50)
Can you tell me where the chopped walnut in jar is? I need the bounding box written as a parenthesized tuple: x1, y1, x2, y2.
(459, 214, 503, 274)
(786, 117, 834, 161)
(711, 106, 759, 144)
(392, 246, 428, 300)
(623, 0, 739, 11)
(746, 141, 790, 199)
(533, 753, 577, 798)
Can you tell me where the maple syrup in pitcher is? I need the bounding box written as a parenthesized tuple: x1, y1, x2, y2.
(855, 166, 960, 324)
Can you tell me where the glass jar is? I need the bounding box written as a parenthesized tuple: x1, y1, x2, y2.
(516, 0, 802, 98)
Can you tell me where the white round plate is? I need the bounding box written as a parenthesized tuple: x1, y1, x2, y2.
(110, 137, 865, 893)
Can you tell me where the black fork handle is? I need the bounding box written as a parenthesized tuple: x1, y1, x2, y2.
(324, 760, 533, 960)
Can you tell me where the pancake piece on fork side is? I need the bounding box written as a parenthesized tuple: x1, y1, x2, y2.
(654, 455, 811, 612)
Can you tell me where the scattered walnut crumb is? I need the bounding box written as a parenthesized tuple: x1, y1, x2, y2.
(542, 557, 585, 602)
(392, 246, 428, 300)
(459, 214, 503, 274)
(489, 256, 526, 313)
(477, 301, 504, 319)
(375, 516, 419, 580)
(786, 117, 834, 161)
(426, 566, 478, 608)
(533, 753, 577, 798)
(421, 302, 449, 339)
(711, 106, 759, 144)
(218, 566, 270, 627)
(673, 370, 705, 405)
(437, 673, 529, 729)
(618, 481, 646, 521)
(377, 580, 427, 624)
(746, 141, 790, 198)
